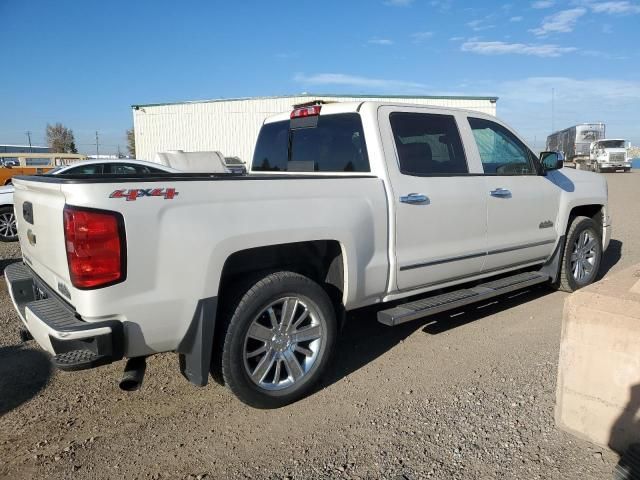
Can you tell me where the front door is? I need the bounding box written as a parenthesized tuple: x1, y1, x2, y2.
(466, 116, 560, 272)
(379, 107, 488, 292)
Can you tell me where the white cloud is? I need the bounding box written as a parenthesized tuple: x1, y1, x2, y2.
(482, 77, 640, 146)
(449, 36, 465, 41)
(579, 49, 628, 59)
(411, 31, 434, 43)
(510, 15, 524, 21)
(530, 8, 586, 35)
(461, 41, 577, 57)
(589, 1, 640, 14)
(467, 17, 496, 31)
(368, 38, 394, 45)
(467, 18, 495, 32)
(293, 73, 429, 92)
(498, 76, 640, 103)
(429, 0, 453, 11)
(532, 0, 555, 7)
(384, 0, 413, 5)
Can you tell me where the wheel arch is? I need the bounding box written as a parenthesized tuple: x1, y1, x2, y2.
(566, 204, 605, 234)
(217, 240, 347, 311)
(178, 239, 348, 387)
(542, 203, 605, 284)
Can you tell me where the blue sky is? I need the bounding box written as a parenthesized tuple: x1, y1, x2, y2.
(1, 0, 638, 154)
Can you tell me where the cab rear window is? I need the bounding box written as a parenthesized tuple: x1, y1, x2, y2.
(252, 113, 370, 172)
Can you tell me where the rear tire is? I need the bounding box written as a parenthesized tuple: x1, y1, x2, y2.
(556, 216, 602, 292)
(218, 271, 337, 408)
(0, 206, 18, 242)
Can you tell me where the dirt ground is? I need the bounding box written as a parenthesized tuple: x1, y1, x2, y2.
(1, 171, 638, 480)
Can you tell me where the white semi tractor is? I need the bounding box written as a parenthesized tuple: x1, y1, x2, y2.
(589, 139, 632, 173)
(547, 123, 631, 172)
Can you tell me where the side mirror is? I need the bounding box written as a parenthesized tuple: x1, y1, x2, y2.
(540, 151, 564, 173)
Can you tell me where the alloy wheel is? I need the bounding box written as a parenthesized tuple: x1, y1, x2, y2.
(570, 229, 598, 283)
(0, 211, 17, 239)
(243, 296, 325, 391)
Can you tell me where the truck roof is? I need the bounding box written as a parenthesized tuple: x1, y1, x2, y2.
(131, 93, 498, 109)
(263, 101, 495, 124)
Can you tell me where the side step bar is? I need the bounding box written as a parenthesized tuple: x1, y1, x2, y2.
(377, 271, 550, 326)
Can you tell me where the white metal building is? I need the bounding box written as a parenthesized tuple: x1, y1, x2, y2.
(132, 94, 498, 164)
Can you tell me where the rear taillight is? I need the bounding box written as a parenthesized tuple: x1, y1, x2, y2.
(63, 206, 126, 289)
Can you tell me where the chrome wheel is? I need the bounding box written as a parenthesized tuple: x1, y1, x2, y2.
(570, 229, 598, 283)
(243, 296, 325, 391)
(0, 211, 17, 239)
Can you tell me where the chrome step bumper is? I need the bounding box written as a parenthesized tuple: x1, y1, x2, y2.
(4, 262, 124, 371)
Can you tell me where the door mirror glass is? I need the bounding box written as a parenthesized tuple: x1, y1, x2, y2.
(539, 151, 564, 172)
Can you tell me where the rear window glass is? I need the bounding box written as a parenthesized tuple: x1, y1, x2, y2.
(390, 112, 468, 175)
(252, 113, 370, 172)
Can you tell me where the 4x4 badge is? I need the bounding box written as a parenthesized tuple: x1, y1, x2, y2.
(110, 188, 178, 201)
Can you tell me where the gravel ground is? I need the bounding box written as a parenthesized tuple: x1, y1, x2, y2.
(1, 171, 638, 480)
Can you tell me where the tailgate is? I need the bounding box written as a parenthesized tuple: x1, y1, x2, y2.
(13, 178, 71, 293)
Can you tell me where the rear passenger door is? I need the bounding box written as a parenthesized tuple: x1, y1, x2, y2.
(466, 116, 561, 272)
(379, 107, 488, 292)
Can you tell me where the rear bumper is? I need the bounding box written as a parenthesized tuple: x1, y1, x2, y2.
(4, 262, 124, 369)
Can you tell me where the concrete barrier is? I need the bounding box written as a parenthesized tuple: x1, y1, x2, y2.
(556, 264, 640, 453)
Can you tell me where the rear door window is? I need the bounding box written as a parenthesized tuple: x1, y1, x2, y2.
(64, 164, 104, 175)
(252, 113, 370, 172)
(106, 163, 162, 174)
(389, 112, 468, 175)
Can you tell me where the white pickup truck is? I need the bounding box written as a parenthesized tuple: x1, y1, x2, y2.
(6, 101, 610, 408)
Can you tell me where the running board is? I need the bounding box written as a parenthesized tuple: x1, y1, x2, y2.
(377, 271, 550, 327)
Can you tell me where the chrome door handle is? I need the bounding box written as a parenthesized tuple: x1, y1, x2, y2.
(400, 193, 429, 204)
(490, 188, 512, 198)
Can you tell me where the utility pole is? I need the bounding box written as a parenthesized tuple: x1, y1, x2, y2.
(26, 131, 32, 152)
(551, 87, 555, 133)
(117, 144, 122, 158)
(95, 131, 99, 158)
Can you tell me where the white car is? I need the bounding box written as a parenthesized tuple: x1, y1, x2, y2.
(7, 102, 610, 408)
(0, 159, 177, 242)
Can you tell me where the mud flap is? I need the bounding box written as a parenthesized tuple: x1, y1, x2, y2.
(539, 235, 565, 284)
(177, 297, 217, 386)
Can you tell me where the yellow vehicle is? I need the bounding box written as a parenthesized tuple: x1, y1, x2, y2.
(0, 152, 87, 185)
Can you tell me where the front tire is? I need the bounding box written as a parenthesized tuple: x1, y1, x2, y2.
(0, 206, 18, 242)
(219, 271, 337, 408)
(556, 216, 602, 292)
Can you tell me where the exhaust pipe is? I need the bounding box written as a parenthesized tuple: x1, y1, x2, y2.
(119, 357, 147, 392)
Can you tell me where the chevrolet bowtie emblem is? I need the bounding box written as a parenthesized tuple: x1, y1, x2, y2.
(539, 220, 554, 229)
